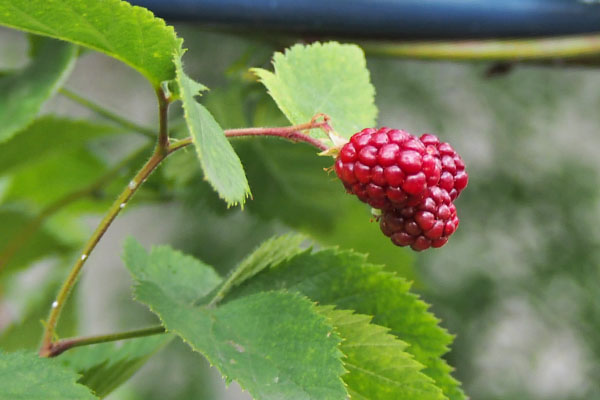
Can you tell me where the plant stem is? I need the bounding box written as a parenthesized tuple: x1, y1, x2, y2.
(39, 91, 173, 357)
(156, 88, 170, 153)
(361, 33, 600, 61)
(169, 122, 330, 154)
(48, 325, 166, 357)
(38, 115, 330, 357)
(38, 148, 167, 357)
(60, 88, 156, 139)
(0, 143, 153, 275)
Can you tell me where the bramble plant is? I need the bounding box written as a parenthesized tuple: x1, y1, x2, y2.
(0, 1, 468, 399)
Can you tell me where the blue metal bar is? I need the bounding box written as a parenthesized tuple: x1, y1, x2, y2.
(129, 0, 600, 39)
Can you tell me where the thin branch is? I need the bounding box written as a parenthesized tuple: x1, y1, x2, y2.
(39, 148, 167, 357)
(361, 33, 600, 61)
(38, 115, 330, 357)
(60, 88, 156, 138)
(48, 325, 166, 357)
(156, 88, 170, 153)
(169, 123, 330, 154)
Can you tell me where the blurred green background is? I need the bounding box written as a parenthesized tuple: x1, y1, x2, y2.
(1, 23, 600, 400)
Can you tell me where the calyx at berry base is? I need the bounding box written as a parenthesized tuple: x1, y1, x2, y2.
(333, 127, 468, 251)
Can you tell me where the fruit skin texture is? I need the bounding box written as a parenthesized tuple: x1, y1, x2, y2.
(379, 187, 459, 251)
(334, 127, 443, 210)
(420, 133, 469, 201)
(334, 128, 468, 251)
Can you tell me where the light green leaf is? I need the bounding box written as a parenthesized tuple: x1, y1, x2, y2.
(209, 233, 306, 305)
(227, 248, 466, 400)
(253, 41, 377, 139)
(0, 351, 97, 399)
(123, 237, 223, 305)
(0, 37, 76, 142)
(59, 335, 170, 399)
(0, 0, 182, 87)
(321, 307, 445, 400)
(123, 239, 347, 400)
(135, 286, 347, 400)
(0, 116, 121, 176)
(0, 207, 72, 275)
(174, 54, 250, 207)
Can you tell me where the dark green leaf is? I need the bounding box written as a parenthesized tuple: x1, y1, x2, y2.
(135, 286, 347, 400)
(123, 239, 347, 400)
(227, 248, 465, 400)
(0, 37, 76, 142)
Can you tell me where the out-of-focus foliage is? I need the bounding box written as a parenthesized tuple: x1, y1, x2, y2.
(0, 37, 76, 142)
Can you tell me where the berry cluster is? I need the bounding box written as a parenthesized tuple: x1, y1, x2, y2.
(334, 127, 468, 251)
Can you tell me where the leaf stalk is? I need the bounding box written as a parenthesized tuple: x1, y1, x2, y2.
(47, 325, 166, 357)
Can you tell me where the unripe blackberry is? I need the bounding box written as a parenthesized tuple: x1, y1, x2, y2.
(334, 127, 442, 210)
(420, 133, 468, 200)
(379, 186, 460, 251)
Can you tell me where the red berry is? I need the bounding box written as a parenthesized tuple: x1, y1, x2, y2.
(379, 187, 460, 251)
(335, 128, 444, 209)
(334, 128, 468, 252)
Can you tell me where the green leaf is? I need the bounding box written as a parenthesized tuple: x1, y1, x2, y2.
(123, 237, 223, 305)
(135, 287, 347, 400)
(174, 54, 250, 207)
(0, 116, 121, 176)
(227, 248, 466, 400)
(253, 41, 377, 138)
(0, 0, 182, 87)
(123, 240, 347, 400)
(0, 350, 97, 399)
(0, 207, 72, 275)
(0, 37, 77, 142)
(3, 148, 107, 208)
(59, 335, 170, 399)
(321, 307, 445, 400)
(209, 233, 306, 304)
